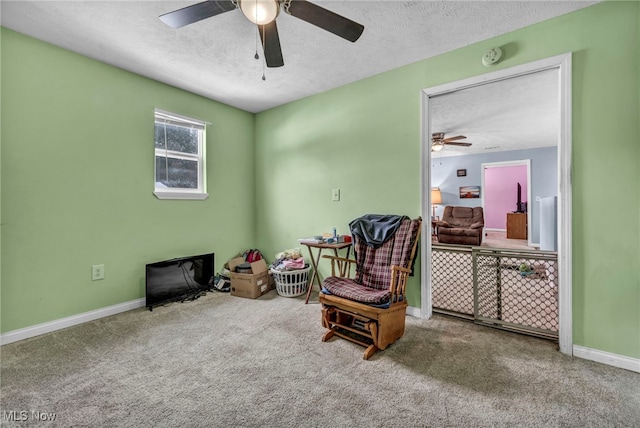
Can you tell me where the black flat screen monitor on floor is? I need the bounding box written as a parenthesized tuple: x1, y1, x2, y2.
(145, 253, 214, 310)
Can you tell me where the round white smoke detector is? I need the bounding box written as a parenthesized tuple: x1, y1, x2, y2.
(482, 47, 503, 66)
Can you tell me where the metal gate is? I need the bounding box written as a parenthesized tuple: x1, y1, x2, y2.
(432, 244, 559, 340)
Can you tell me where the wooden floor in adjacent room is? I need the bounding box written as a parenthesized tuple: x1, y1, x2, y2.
(482, 230, 537, 250)
(432, 231, 537, 250)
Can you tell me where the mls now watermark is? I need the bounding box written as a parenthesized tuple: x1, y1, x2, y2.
(3, 410, 57, 422)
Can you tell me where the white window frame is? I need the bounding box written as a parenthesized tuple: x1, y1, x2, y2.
(154, 109, 209, 200)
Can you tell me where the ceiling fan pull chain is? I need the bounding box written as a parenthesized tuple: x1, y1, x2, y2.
(261, 24, 267, 80)
(254, 27, 259, 60)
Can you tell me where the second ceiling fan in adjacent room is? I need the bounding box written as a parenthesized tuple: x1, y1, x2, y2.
(431, 132, 472, 152)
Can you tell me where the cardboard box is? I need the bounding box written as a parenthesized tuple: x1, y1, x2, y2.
(228, 257, 271, 299)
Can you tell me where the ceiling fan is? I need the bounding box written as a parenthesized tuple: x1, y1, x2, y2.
(431, 132, 472, 152)
(159, 0, 365, 68)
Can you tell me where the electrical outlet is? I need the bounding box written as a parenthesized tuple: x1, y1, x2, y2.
(91, 264, 105, 281)
(332, 188, 340, 201)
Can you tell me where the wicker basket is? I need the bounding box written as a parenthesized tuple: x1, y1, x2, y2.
(270, 266, 311, 297)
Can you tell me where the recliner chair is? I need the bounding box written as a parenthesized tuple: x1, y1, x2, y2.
(436, 206, 484, 246)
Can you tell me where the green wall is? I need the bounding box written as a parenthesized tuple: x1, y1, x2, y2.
(1, 2, 638, 362)
(255, 1, 640, 359)
(1, 28, 256, 332)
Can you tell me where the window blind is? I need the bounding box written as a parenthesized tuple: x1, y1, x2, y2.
(154, 108, 209, 130)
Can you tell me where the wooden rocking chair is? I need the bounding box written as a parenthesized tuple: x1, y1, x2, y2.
(319, 215, 422, 360)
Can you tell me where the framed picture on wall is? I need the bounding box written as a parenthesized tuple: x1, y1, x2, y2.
(460, 186, 480, 198)
(457, 169, 467, 177)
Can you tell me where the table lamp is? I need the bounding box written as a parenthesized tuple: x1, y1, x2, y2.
(431, 187, 442, 219)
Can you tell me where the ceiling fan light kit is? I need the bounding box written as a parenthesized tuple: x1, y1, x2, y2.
(240, 0, 279, 25)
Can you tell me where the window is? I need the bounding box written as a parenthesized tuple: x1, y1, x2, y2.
(154, 109, 208, 200)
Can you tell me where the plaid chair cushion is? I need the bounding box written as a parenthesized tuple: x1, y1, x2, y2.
(321, 217, 420, 305)
(323, 277, 390, 304)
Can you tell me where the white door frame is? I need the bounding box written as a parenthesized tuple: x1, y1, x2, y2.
(481, 159, 533, 247)
(420, 53, 573, 355)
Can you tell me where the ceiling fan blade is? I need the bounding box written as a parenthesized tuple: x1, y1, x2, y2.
(259, 21, 284, 68)
(160, 1, 236, 28)
(444, 141, 472, 147)
(443, 135, 467, 142)
(285, 0, 364, 42)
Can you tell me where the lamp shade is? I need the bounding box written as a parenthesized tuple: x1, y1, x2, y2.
(431, 188, 442, 205)
(240, 0, 279, 25)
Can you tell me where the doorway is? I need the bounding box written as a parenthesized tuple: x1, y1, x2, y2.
(482, 160, 532, 247)
(420, 54, 573, 354)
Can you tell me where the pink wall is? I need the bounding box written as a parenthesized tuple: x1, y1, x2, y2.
(484, 165, 527, 229)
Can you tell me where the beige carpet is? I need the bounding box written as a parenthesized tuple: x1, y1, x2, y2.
(1, 290, 638, 427)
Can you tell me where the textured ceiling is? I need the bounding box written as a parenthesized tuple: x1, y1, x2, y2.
(1, 0, 598, 113)
(431, 68, 559, 157)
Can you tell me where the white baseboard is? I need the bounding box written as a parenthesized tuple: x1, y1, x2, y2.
(406, 306, 421, 318)
(0, 298, 146, 345)
(573, 345, 640, 373)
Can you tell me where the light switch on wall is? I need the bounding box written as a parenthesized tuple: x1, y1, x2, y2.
(332, 188, 340, 201)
